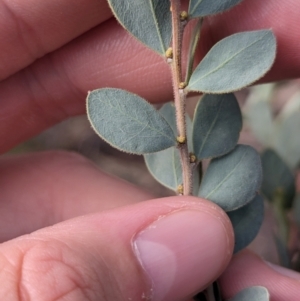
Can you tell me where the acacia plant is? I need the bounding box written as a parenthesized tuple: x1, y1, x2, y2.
(86, 0, 277, 300)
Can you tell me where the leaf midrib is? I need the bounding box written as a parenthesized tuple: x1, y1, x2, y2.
(106, 98, 174, 143)
(196, 99, 223, 156)
(190, 32, 268, 87)
(149, 0, 165, 54)
(190, 0, 204, 15)
(204, 149, 247, 199)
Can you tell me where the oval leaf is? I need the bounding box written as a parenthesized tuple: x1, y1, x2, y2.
(261, 149, 295, 209)
(87, 88, 176, 154)
(193, 93, 242, 160)
(187, 30, 276, 93)
(107, 0, 171, 55)
(228, 194, 264, 253)
(273, 92, 300, 169)
(229, 286, 270, 301)
(198, 145, 262, 211)
(144, 147, 182, 191)
(189, 0, 243, 18)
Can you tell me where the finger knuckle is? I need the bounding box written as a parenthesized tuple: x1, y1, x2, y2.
(0, 239, 105, 301)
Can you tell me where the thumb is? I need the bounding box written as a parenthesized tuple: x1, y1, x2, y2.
(0, 196, 233, 301)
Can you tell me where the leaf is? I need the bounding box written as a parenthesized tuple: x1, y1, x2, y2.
(189, 0, 243, 18)
(244, 84, 275, 147)
(87, 88, 176, 154)
(193, 93, 242, 160)
(273, 92, 300, 169)
(198, 145, 262, 211)
(251, 83, 276, 101)
(145, 103, 199, 192)
(107, 0, 172, 55)
(185, 18, 203, 84)
(144, 147, 200, 193)
(261, 149, 295, 209)
(159, 103, 194, 151)
(229, 286, 270, 301)
(159, 103, 178, 135)
(144, 147, 182, 191)
(228, 194, 264, 253)
(187, 30, 276, 94)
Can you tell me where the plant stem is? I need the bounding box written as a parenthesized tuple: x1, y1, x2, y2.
(170, 0, 192, 195)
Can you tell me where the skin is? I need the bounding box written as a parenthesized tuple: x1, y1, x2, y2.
(0, 0, 300, 300)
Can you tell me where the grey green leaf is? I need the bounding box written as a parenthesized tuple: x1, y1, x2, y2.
(187, 30, 276, 93)
(185, 18, 203, 84)
(144, 147, 182, 191)
(261, 149, 295, 209)
(189, 0, 243, 18)
(145, 147, 200, 193)
(87, 88, 176, 154)
(193, 93, 242, 160)
(273, 92, 300, 169)
(159, 103, 177, 133)
(244, 84, 275, 147)
(144, 103, 198, 192)
(229, 286, 270, 301)
(198, 145, 262, 211)
(228, 194, 264, 253)
(107, 0, 171, 55)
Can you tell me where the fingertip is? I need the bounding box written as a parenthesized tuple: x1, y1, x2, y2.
(131, 196, 234, 301)
(220, 250, 300, 301)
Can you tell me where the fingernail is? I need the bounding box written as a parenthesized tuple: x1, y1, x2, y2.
(133, 210, 231, 301)
(266, 261, 300, 281)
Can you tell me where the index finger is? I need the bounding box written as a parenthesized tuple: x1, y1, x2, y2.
(0, 0, 111, 81)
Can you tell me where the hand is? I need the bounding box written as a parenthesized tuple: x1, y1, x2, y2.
(0, 0, 300, 300)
